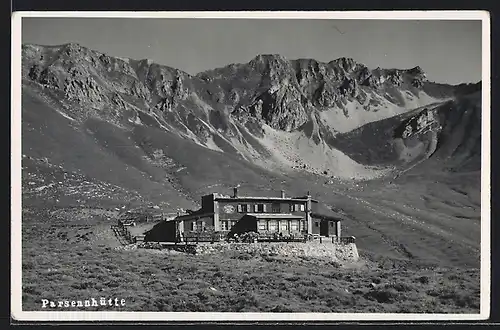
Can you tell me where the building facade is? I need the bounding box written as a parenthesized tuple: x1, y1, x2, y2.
(172, 187, 343, 241)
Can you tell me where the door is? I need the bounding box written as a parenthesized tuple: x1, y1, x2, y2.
(320, 220, 329, 237)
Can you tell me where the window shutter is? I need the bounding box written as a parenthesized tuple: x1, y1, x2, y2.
(237, 205, 242, 212)
(247, 204, 251, 212)
(254, 204, 258, 213)
(290, 204, 294, 212)
(263, 204, 267, 213)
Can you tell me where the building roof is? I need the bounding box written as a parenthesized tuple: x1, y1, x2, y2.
(213, 196, 319, 203)
(311, 212, 348, 222)
(174, 211, 215, 221)
(245, 213, 305, 220)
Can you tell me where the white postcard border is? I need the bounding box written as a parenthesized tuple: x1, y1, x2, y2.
(11, 10, 491, 322)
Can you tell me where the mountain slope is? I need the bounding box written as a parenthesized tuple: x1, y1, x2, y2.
(329, 90, 481, 174)
(21, 42, 479, 179)
(20, 43, 482, 267)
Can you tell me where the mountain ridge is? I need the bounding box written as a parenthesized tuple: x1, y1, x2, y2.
(21, 42, 481, 180)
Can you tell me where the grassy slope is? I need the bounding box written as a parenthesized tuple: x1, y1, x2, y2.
(285, 169, 480, 269)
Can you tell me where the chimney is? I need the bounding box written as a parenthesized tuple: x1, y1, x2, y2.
(280, 190, 286, 198)
(233, 185, 240, 198)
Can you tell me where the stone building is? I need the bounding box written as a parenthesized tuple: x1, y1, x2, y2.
(169, 187, 344, 241)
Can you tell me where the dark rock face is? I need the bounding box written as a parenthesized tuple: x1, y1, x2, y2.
(28, 65, 60, 88)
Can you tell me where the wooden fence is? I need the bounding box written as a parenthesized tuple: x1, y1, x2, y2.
(113, 220, 357, 247)
(114, 221, 135, 244)
(329, 236, 356, 244)
(179, 231, 355, 245)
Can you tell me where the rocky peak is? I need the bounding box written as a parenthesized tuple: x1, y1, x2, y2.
(406, 66, 427, 88)
(22, 43, 43, 57)
(249, 54, 288, 66)
(248, 54, 295, 81)
(361, 65, 428, 89)
(328, 57, 359, 72)
(407, 65, 425, 75)
(62, 42, 84, 54)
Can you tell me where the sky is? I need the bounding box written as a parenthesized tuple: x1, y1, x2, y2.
(21, 18, 483, 84)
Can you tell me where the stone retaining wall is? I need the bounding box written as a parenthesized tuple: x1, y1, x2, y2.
(194, 241, 359, 263)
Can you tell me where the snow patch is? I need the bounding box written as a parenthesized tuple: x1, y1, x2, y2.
(128, 115, 143, 125)
(150, 112, 171, 132)
(204, 135, 224, 152)
(54, 108, 76, 121)
(116, 57, 130, 64)
(319, 92, 443, 133)
(34, 183, 55, 192)
(256, 125, 391, 180)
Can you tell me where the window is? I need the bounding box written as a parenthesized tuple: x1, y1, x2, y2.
(268, 220, 278, 231)
(315, 221, 319, 227)
(299, 220, 306, 231)
(280, 221, 288, 232)
(192, 222, 197, 231)
(329, 221, 334, 227)
(253, 204, 258, 213)
(258, 220, 267, 231)
(221, 220, 235, 231)
(290, 220, 299, 231)
(257, 204, 265, 213)
(300, 204, 305, 212)
(271, 203, 281, 213)
(238, 204, 248, 213)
